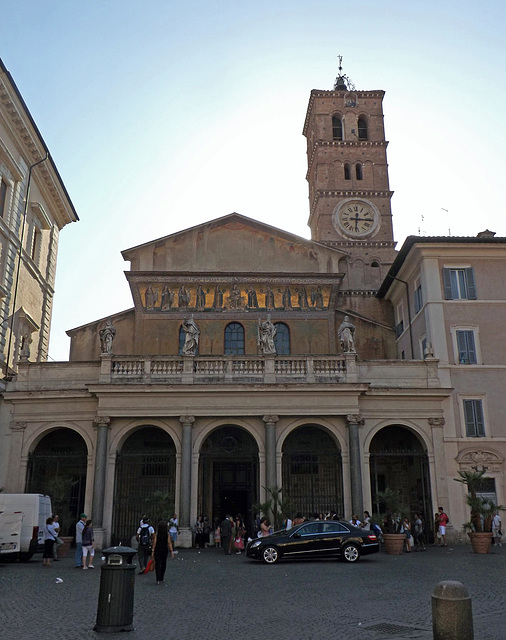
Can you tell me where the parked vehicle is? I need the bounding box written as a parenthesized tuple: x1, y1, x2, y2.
(246, 520, 379, 564)
(0, 512, 23, 555)
(0, 494, 52, 560)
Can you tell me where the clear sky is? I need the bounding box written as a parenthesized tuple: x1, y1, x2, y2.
(2, 0, 505, 360)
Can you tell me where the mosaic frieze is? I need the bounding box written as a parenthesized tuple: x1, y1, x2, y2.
(137, 282, 334, 312)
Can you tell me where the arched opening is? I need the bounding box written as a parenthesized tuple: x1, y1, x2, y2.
(224, 322, 245, 354)
(344, 163, 351, 180)
(111, 426, 176, 545)
(358, 117, 368, 140)
(282, 425, 343, 518)
(332, 115, 343, 141)
(369, 425, 432, 537)
(199, 425, 258, 534)
(356, 163, 363, 180)
(274, 322, 290, 355)
(26, 428, 87, 536)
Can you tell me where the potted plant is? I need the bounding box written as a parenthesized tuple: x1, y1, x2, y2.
(376, 488, 406, 555)
(455, 469, 502, 554)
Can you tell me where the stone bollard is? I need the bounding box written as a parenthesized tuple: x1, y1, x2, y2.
(432, 580, 474, 640)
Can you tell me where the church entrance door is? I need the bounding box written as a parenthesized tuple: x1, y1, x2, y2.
(199, 426, 258, 536)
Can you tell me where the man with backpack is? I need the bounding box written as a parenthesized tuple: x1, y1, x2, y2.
(136, 517, 154, 574)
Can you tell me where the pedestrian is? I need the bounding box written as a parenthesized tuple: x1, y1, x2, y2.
(43, 516, 57, 567)
(401, 516, 412, 552)
(233, 515, 245, 554)
(349, 514, 362, 528)
(413, 513, 426, 551)
(214, 520, 221, 548)
(362, 511, 371, 529)
(194, 515, 204, 549)
(82, 519, 95, 569)
(438, 507, 449, 546)
(136, 517, 154, 574)
(434, 511, 440, 545)
(168, 514, 179, 547)
(75, 513, 87, 568)
(260, 516, 271, 537)
(151, 521, 174, 584)
(52, 514, 63, 561)
(292, 512, 305, 526)
(492, 511, 502, 547)
(220, 514, 233, 554)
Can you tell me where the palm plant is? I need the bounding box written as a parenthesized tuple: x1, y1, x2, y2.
(454, 469, 503, 532)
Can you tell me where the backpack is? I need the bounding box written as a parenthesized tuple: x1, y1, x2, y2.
(139, 525, 150, 546)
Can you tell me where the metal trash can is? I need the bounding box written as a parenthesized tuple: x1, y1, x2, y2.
(94, 546, 137, 633)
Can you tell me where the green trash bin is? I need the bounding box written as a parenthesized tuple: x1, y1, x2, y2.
(94, 546, 137, 633)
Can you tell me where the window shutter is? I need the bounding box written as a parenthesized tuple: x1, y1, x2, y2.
(463, 400, 476, 436)
(466, 331, 477, 364)
(442, 268, 453, 299)
(474, 400, 485, 436)
(456, 331, 468, 363)
(466, 268, 477, 299)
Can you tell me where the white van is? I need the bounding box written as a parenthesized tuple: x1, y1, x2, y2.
(0, 494, 52, 560)
(0, 512, 23, 555)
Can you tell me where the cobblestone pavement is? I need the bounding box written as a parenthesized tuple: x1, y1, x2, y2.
(1, 543, 504, 640)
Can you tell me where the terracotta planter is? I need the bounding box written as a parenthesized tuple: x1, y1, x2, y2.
(383, 533, 405, 555)
(57, 536, 73, 558)
(468, 531, 493, 554)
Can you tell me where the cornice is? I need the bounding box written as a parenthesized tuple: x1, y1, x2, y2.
(309, 190, 394, 225)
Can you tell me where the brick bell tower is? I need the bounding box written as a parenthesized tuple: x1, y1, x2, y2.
(302, 60, 397, 281)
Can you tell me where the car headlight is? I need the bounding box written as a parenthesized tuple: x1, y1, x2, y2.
(250, 540, 262, 548)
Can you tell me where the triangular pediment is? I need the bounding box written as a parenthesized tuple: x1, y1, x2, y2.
(122, 213, 347, 273)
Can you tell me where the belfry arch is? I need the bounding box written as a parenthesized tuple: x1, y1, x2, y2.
(282, 425, 343, 518)
(111, 426, 176, 545)
(26, 428, 87, 536)
(369, 425, 432, 531)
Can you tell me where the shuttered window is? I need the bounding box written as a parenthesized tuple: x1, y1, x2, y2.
(456, 330, 477, 364)
(443, 268, 477, 300)
(463, 399, 485, 437)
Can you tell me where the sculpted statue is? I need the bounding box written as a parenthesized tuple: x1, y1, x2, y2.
(99, 319, 116, 355)
(257, 315, 277, 355)
(182, 315, 200, 356)
(145, 286, 158, 309)
(338, 315, 356, 353)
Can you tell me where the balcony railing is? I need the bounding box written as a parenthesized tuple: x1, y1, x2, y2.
(104, 355, 349, 384)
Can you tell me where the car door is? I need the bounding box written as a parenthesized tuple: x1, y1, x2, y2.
(281, 522, 324, 557)
(318, 521, 350, 555)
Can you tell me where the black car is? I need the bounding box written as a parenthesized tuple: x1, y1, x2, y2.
(246, 520, 379, 564)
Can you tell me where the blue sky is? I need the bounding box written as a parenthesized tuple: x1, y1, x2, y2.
(2, 0, 505, 360)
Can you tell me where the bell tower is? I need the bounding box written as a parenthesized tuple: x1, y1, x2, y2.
(303, 61, 396, 269)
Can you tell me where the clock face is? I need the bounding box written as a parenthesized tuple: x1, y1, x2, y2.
(333, 199, 379, 238)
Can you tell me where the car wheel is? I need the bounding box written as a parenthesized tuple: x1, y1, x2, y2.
(341, 543, 360, 563)
(261, 546, 280, 564)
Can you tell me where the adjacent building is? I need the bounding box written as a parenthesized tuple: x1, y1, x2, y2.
(0, 68, 503, 547)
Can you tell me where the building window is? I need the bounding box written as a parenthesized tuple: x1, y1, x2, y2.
(274, 322, 290, 355)
(224, 322, 244, 355)
(332, 116, 343, 141)
(456, 329, 477, 364)
(0, 179, 7, 218)
(344, 163, 351, 180)
(443, 267, 477, 300)
(355, 163, 363, 180)
(463, 399, 485, 437)
(29, 225, 41, 263)
(395, 303, 404, 339)
(414, 280, 423, 314)
(357, 117, 368, 140)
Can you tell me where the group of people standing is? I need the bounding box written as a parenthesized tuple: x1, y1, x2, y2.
(219, 515, 246, 555)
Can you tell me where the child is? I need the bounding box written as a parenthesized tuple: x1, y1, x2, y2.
(214, 524, 221, 548)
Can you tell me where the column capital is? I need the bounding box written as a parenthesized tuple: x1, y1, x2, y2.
(346, 414, 364, 426)
(93, 416, 111, 428)
(262, 415, 279, 425)
(179, 415, 195, 426)
(9, 420, 27, 431)
(428, 417, 445, 427)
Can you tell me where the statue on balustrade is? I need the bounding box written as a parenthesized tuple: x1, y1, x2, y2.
(99, 319, 116, 355)
(257, 315, 277, 355)
(182, 315, 200, 356)
(338, 315, 356, 353)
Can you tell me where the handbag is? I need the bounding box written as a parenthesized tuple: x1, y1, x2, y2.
(144, 558, 155, 574)
(234, 536, 244, 550)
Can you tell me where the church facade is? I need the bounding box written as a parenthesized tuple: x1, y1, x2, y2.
(1, 71, 503, 547)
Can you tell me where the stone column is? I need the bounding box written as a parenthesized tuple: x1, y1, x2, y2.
(8, 421, 27, 491)
(346, 414, 364, 517)
(263, 415, 279, 493)
(92, 416, 110, 550)
(179, 415, 195, 548)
